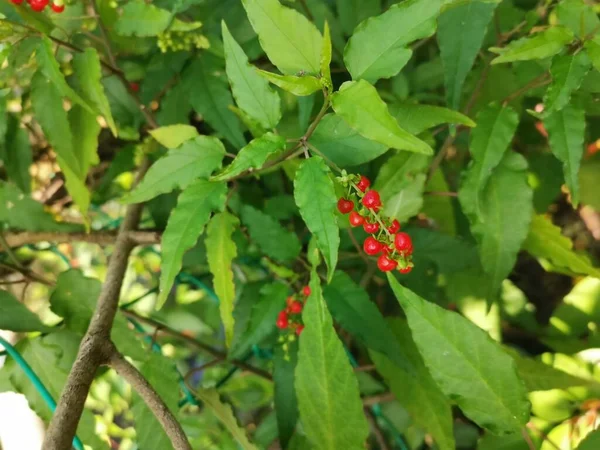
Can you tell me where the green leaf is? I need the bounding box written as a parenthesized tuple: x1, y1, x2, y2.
(295, 271, 369, 450)
(149, 125, 199, 149)
(543, 104, 585, 206)
(274, 342, 299, 448)
(322, 271, 413, 373)
(370, 318, 455, 450)
(556, 0, 600, 39)
(387, 274, 530, 434)
(222, 21, 281, 129)
(490, 27, 574, 64)
(124, 136, 225, 204)
(212, 132, 286, 181)
(257, 70, 322, 96)
(294, 156, 339, 281)
(577, 430, 600, 450)
(336, 0, 381, 36)
(438, 0, 497, 110)
(195, 388, 258, 450)
(522, 215, 600, 278)
(309, 114, 388, 167)
(331, 80, 432, 154)
(389, 102, 476, 135)
(206, 212, 239, 347)
(460, 153, 533, 301)
(159, 180, 228, 309)
(0, 290, 50, 332)
(543, 52, 591, 115)
(584, 36, 600, 72)
(343, 0, 444, 83)
(547, 277, 600, 338)
(241, 205, 301, 263)
(320, 21, 332, 89)
(115, 1, 171, 36)
(0, 115, 32, 193)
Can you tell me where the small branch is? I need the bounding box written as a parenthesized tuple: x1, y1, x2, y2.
(502, 73, 551, 106)
(89, 0, 117, 67)
(426, 134, 455, 183)
(3, 230, 162, 248)
(365, 408, 391, 450)
(183, 358, 225, 388)
(362, 392, 395, 407)
(109, 349, 192, 450)
(521, 428, 536, 450)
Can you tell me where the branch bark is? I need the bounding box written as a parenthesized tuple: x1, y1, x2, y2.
(4, 230, 161, 248)
(108, 349, 192, 450)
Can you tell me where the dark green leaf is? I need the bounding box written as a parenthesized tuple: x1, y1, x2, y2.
(0, 290, 50, 332)
(556, 0, 600, 39)
(336, 0, 381, 36)
(0, 115, 32, 193)
(115, 1, 171, 36)
(389, 102, 476, 135)
(274, 342, 299, 448)
(543, 52, 591, 115)
(577, 430, 600, 450)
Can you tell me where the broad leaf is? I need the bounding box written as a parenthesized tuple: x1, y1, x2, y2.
(320, 22, 332, 89)
(336, 0, 381, 36)
(242, 0, 322, 75)
(522, 215, 600, 278)
(543, 52, 591, 115)
(294, 157, 339, 281)
(577, 430, 600, 450)
(584, 36, 600, 72)
(438, 0, 497, 110)
(274, 342, 299, 448)
(543, 104, 585, 206)
(213, 132, 286, 181)
(295, 271, 369, 450)
(490, 27, 574, 64)
(222, 21, 281, 129)
(390, 102, 476, 135)
(387, 274, 530, 434)
(0, 290, 50, 332)
(206, 212, 239, 347)
(257, 70, 322, 96)
(149, 125, 199, 149)
(370, 318, 455, 450)
(556, 0, 600, 39)
(159, 180, 228, 308)
(343, 0, 444, 83)
(115, 1, 171, 36)
(241, 205, 302, 263)
(124, 136, 225, 204)
(0, 115, 32, 193)
(331, 80, 432, 154)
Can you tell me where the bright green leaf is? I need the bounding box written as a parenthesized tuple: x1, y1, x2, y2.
(556, 0, 600, 39)
(257, 70, 322, 96)
(320, 22, 332, 89)
(390, 102, 476, 135)
(490, 27, 574, 64)
(149, 125, 199, 149)
(543, 52, 591, 115)
(584, 36, 600, 72)
(115, 1, 171, 36)
(0, 290, 50, 332)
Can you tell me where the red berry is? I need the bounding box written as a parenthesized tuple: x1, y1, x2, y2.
(399, 266, 413, 274)
(276, 310, 288, 329)
(349, 211, 365, 227)
(296, 325, 305, 336)
(363, 220, 380, 234)
(51, 2, 64, 12)
(356, 175, 371, 192)
(363, 236, 383, 256)
(362, 190, 381, 210)
(377, 254, 398, 272)
(29, 0, 48, 11)
(394, 232, 413, 254)
(337, 198, 354, 214)
(130, 82, 140, 92)
(289, 301, 303, 314)
(302, 286, 311, 296)
(11, 0, 24, 4)
(388, 219, 401, 234)
(381, 245, 392, 255)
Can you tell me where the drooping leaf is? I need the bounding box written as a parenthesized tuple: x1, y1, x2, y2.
(523, 215, 600, 278)
(387, 274, 530, 434)
(556, 0, 600, 39)
(543, 104, 586, 206)
(257, 70, 322, 96)
(241, 205, 302, 263)
(241, 0, 322, 75)
(543, 52, 591, 115)
(336, 0, 381, 36)
(0, 115, 32, 193)
(149, 125, 199, 149)
(274, 341, 299, 448)
(159, 180, 228, 308)
(115, 1, 171, 36)
(331, 80, 432, 154)
(389, 102, 476, 135)
(295, 271, 369, 450)
(343, 0, 444, 83)
(410, 228, 479, 273)
(222, 21, 281, 129)
(294, 156, 339, 281)
(0, 290, 50, 332)
(370, 318, 455, 450)
(213, 132, 286, 181)
(438, 0, 497, 110)
(490, 27, 574, 64)
(124, 136, 225, 204)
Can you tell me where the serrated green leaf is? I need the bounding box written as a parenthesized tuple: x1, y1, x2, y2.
(309, 114, 388, 167)
(577, 430, 600, 450)
(241, 0, 322, 75)
(257, 70, 322, 96)
(274, 342, 299, 448)
(438, 0, 497, 110)
(195, 388, 258, 450)
(387, 274, 530, 434)
(222, 21, 281, 129)
(294, 157, 339, 281)
(584, 36, 600, 72)
(320, 22, 332, 89)
(490, 27, 574, 64)
(0, 290, 50, 332)
(206, 212, 239, 347)
(149, 125, 199, 149)
(115, 1, 171, 36)
(331, 80, 432, 154)
(0, 115, 32, 193)
(241, 205, 301, 263)
(543, 52, 591, 115)
(159, 180, 228, 309)
(343, 0, 443, 83)
(543, 104, 585, 206)
(124, 136, 225, 204)
(295, 270, 369, 450)
(213, 132, 286, 181)
(390, 102, 476, 135)
(523, 215, 600, 278)
(556, 0, 600, 39)
(370, 318, 455, 450)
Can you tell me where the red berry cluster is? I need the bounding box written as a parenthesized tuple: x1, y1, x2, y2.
(337, 174, 414, 273)
(276, 285, 311, 336)
(10, 0, 65, 13)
